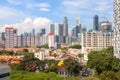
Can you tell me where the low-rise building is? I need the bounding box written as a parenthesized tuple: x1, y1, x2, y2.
(34, 49, 50, 60)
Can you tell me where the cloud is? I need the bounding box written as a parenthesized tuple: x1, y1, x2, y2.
(62, 0, 86, 7)
(7, 0, 21, 5)
(61, 0, 89, 15)
(0, 17, 52, 34)
(95, 1, 112, 11)
(0, 6, 25, 19)
(36, 3, 50, 8)
(40, 8, 50, 11)
(27, 3, 51, 12)
(23, 18, 32, 24)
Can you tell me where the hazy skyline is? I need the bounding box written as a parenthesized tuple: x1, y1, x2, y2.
(0, 0, 113, 33)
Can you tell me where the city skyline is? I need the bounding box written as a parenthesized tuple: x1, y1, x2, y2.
(0, 0, 113, 33)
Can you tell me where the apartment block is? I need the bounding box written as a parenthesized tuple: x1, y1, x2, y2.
(81, 31, 113, 53)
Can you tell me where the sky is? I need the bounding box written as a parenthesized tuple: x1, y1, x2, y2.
(0, 0, 113, 34)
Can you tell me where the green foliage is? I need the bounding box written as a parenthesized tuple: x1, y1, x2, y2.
(23, 49, 29, 53)
(7, 71, 63, 80)
(10, 54, 40, 72)
(86, 46, 120, 79)
(69, 44, 81, 49)
(99, 71, 120, 80)
(64, 58, 83, 76)
(43, 59, 59, 73)
(0, 50, 14, 55)
(82, 77, 100, 80)
(78, 54, 84, 58)
(0, 60, 7, 63)
(42, 44, 49, 48)
(7, 70, 100, 80)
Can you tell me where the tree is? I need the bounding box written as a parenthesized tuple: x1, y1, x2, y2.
(43, 59, 59, 73)
(23, 49, 29, 53)
(42, 44, 49, 48)
(99, 71, 120, 80)
(64, 58, 83, 76)
(10, 54, 41, 72)
(69, 44, 81, 49)
(86, 46, 120, 78)
(0, 50, 15, 55)
(78, 54, 84, 58)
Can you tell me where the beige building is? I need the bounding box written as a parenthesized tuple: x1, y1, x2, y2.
(81, 31, 113, 54)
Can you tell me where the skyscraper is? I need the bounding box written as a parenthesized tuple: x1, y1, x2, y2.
(76, 16, 80, 26)
(72, 25, 81, 37)
(72, 17, 81, 37)
(63, 17, 68, 36)
(50, 24, 55, 34)
(114, 0, 120, 58)
(55, 23, 63, 36)
(40, 28, 46, 35)
(93, 15, 99, 31)
(32, 29, 35, 36)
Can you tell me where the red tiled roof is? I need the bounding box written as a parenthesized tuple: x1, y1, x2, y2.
(5, 27, 14, 29)
(48, 32, 54, 36)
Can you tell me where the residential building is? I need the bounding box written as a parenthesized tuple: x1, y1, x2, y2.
(5, 27, 17, 48)
(81, 31, 113, 53)
(34, 49, 50, 60)
(0, 33, 4, 49)
(48, 32, 55, 48)
(114, 0, 120, 58)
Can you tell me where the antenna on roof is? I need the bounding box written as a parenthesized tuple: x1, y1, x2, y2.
(103, 17, 108, 21)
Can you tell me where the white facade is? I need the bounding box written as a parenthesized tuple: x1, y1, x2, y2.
(114, 0, 120, 58)
(82, 31, 113, 53)
(34, 49, 49, 60)
(48, 33, 55, 48)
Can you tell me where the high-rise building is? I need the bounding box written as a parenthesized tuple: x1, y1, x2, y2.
(0, 33, 5, 48)
(5, 27, 17, 48)
(50, 24, 55, 34)
(32, 29, 35, 36)
(81, 27, 87, 33)
(55, 23, 63, 36)
(63, 17, 68, 36)
(100, 21, 112, 32)
(76, 16, 80, 26)
(72, 25, 81, 37)
(93, 15, 99, 31)
(72, 17, 82, 37)
(114, 0, 120, 58)
(40, 28, 46, 35)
